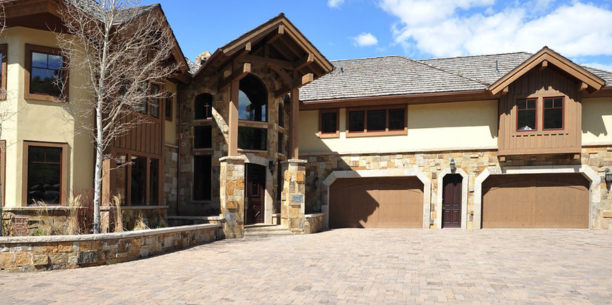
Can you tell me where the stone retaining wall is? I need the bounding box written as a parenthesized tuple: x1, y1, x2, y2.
(305, 213, 325, 234)
(0, 224, 222, 273)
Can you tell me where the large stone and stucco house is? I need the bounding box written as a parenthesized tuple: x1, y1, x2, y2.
(1, 0, 612, 237)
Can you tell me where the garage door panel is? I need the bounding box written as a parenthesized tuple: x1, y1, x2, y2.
(330, 177, 423, 228)
(483, 174, 589, 228)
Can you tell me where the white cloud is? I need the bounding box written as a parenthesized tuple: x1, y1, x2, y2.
(583, 62, 612, 72)
(353, 33, 379, 47)
(379, 1, 612, 59)
(328, 0, 345, 8)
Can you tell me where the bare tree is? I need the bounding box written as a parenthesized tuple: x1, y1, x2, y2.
(57, 0, 178, 233)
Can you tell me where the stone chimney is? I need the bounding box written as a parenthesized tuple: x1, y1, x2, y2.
(196, 51, 211, 66)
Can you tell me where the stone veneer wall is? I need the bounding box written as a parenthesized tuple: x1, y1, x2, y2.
(301, 146, 612, 230)
(164, 145, 179, 215)
(0, 224, 221, 273)
(178, 65, 289, 217)
(305, 213, 325, 234)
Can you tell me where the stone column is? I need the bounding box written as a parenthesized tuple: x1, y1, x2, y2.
(281, 159, 308, 233)
(219, 156, 246, 238)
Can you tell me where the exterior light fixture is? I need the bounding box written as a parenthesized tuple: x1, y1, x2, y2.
(450, 158, 456, 172)
(606, 168, 612, 183)
(269, 160, 275, 175)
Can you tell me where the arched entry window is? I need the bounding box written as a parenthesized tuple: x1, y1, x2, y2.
(238, 74, 267, 122)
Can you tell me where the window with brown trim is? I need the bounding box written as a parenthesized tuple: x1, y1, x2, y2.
(22, 142, 68, 206)
(25, 44, 68, 102)
(517, 98, 537, 131)
(130, 156, 147, 205)
(543, 97, 564, 130)
(115, 155, 127, 205)
(278, 132, 283, 154)
(150, 83, 161, 118)
(346, 107, 407, 137)
(195, 93, 213, 120)
(0, 44, 7, 100)
(165, 96, 173, 121)
(319, 110, 339, 138)
(194, 125, 212, 149)
(278, 103, 284, 128)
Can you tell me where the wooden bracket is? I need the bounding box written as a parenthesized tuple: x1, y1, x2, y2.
(267, 25, 285, 45)
(294, 73, 314, 89)
(498, 156, 506, 162)
(218, 63, 251, 92)
(294, 53, 314, 71)
(578, 82, 588, 92)
(501, 87, 509, 95)
(539, 60, 548, 71)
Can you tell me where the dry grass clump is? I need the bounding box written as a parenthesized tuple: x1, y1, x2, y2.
(67, 195, 82, 235)
(133, 214, 149, 231)
(113, 195, 124, 233)
(34, 201, 65, 236)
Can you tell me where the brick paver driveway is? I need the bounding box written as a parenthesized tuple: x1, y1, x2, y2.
(2, 229, 611, 304)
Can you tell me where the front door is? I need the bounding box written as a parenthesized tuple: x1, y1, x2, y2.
(442, 174, 462, 228)
(245, 164, 265, 225)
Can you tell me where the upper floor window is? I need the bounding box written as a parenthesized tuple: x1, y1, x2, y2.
(165, 96, 173, 121)
(239, 74, 267, 122)
(346, 107, 407, 137)
(150, 83, 161, 118)
(517, 98, 537, 131)
(543, 97, 564, 130)
(25, 44, 67, 101)
(195, 93, 213, 120)
(319, 110, 339, 138)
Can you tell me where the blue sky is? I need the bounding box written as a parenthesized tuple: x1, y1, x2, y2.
(142, 0, 612, 71)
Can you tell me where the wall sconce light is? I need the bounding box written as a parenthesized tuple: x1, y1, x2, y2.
(269, 160, 275, 175)
(605, 168, 612, 184)
(313, 177, 319, 189)
(450, 158, 456, 172)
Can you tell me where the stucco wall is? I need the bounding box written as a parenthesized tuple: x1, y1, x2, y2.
(582, 97, 612, 145)
(0, 27, 94, 207)
(299, 100, 499, 154)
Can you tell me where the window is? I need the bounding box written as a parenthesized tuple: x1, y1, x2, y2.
(278, 132, 283, 154)
(195, 93, 213, 120)
(135, 82, 148, 114)
(346, 107, 407, 137)
(25, 44, 67, 101)
(115, 155, 127, 204)
(150, 84, 161, 118)
(0, 44, 7, 100)
(238, 127, 267, 150)
(130, 156, 146, 206)
(543, 97, 564, 130)
(193, 155, 212, 201)
(194, 125, 212, 149)
(517, 98, 537, 131)
(238, 74, 267, 122)
(149, 159, 159, 205)
(165, 96, 173, 121)
(278, 104, 284, 128)
(23, 142, 68, 206)
(319, 110, 339, 137)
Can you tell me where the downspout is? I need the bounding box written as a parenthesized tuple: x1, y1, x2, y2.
(176, 83, 182, 216)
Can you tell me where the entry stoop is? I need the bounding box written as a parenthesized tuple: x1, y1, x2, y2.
(243, 224, 294, 238)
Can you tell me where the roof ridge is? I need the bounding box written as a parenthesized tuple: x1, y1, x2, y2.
(419, 51, 533, 61)
(409, 57, 492, 86)
(330, 55, 406, 62)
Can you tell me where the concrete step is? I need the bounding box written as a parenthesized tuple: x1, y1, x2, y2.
(243, 225, 293, 237)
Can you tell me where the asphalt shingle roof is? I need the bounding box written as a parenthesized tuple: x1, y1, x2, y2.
(301, 52, 612, 102)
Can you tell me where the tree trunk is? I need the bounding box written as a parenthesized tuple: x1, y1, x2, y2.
(93, 120, 103, 234)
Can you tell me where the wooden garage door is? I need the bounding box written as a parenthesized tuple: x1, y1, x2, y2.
(482, 174, 589, 228)
(329, 177, 423, 228)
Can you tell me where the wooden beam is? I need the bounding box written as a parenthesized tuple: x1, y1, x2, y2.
(267, 25, 285, 45)
(235, 42, 252, 61)
(498, 156, 506, 162)
(228, 79, 240, 156)
(501, 87, 509, 95)
(240, 55, 294, 70)
(294, 53, 314, 71)
(218, 63, 252, 92)
(294, 73, 314, 89)
(275, 86, 291, 98)
(290, 87, 300, 159)
(539, 60, 548, 71)
(578, 82, 588, 92)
